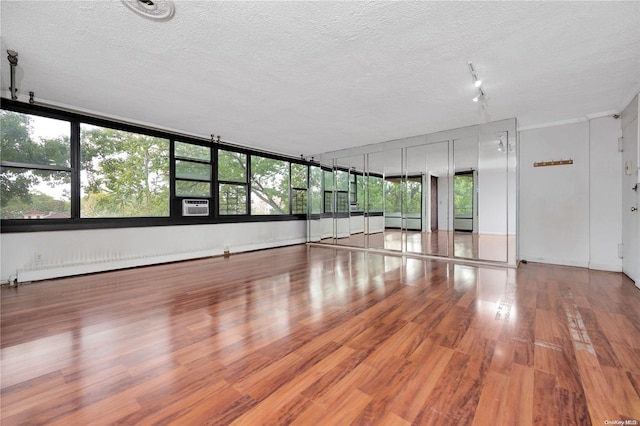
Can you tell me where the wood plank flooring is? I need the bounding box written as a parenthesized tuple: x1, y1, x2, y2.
(2, 244, 639, 425)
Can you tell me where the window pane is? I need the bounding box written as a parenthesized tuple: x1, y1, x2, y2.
(349, 173, 357, 204)
(323, 170, 333, 191)
(310, 166, 323, 214)
(1, 167, 70, 219)
(336, 170, 349, 191)
(219, 183, 247, 215)
(218, 150, 246, 182)
(292, 189, 307, 214)
(80, 124, 169, 218)
(175, 141, 210, 162)
(176, 180, 210, 197)
(367, 176, 383, 213)
(385, 178, 403, 215)
(1, 110, 70, 167)
(324, 191, 333, 213)
(323, 169, 333, 214)
(406, 179, 421, 215)
(251, 156, 290, 215)
(291, 163, 308, 188)
(336, 192, 349, 213)
(355, 174, 365, 212)
(454, 174, 473, 217)
(175, 160, 211, 181)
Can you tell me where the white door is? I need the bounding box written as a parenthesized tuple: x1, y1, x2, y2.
(621, 96, 639, 287)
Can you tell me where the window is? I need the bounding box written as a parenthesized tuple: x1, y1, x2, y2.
(366, 175, 383, 214)
(385, 177, 403, 215)
(290, 163, 308, 215)
(349, 173, 357, 205)
(218, 149, 247, 215)
(0, 111, 71, 219)
(174, 141, 211, 198)
(309, 165, 323, 214)
(323, 169, 333, 213)
(251, 155, 290, 215)
(80, 124, 169, 217)
(454, 172, 474, 217)
(1, 104, 308, 231)
(335, 169, 349, 214)
(405, 176, 422, 216)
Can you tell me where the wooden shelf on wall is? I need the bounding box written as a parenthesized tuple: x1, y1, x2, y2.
(533, 159, 573, 168)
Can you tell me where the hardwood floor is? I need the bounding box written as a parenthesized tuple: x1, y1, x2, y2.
(2, 244, 639, 425)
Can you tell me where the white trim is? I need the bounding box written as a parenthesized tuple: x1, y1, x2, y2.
(521, 256, 589, 269)
(588, 263, 623, 272)
(518, 110, 619, 132)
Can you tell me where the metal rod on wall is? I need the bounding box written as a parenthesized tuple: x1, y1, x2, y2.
(7, 50, 18, 100)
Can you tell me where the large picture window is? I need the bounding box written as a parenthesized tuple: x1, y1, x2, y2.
(1, 103, 308, 231)
(0, 111, 71, 219)
(80, 124, 170, 217)
(251, 155, 290, 215)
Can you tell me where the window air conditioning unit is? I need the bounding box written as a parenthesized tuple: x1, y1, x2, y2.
(182, 199, 209, 216)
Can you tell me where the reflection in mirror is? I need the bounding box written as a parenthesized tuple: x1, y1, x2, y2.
(309, 118, 517, 266)
(383, 148, 404, 252)
(453, 136, 479, 259)
(335, 155, 367, 248)
(366, 151, 385, 250)
(332, 157, 350, 244)
(405, 141, 450, 256)
(476, 130, 509, 262)
(453, 130, 510, 262)
(307, 163, 324, 242)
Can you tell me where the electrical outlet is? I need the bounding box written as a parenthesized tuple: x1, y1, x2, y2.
(34, 252, 42, 263)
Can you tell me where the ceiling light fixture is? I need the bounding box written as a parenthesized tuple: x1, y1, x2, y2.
(122, 0, 175, 21)
(468, 61, 487, 104)
(472, 86, 486, 103)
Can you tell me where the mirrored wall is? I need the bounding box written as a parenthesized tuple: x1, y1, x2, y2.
(308, 118, 517, 266)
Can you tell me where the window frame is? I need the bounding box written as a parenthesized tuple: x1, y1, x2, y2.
(1, 99, 309, 233)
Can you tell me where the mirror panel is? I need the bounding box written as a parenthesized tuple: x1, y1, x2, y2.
(476, 130, 508, 262)
(307, 163, 324, 242)
(405, 140, 451, 256)
(366, 151, 385, 250)
(309, 119, 517, 266)
(453, 136, 479, 259)
(384, 147, 404, 252)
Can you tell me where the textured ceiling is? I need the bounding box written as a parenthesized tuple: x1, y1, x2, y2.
(1, 1, 639, 157)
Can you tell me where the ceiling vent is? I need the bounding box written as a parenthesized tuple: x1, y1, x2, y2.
(122, 0, 175, 21)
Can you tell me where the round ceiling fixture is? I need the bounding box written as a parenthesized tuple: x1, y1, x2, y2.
(122, 0, 175, 21)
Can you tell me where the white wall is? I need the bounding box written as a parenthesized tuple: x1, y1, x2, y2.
(519, 117, 622, 271)
(1, 221, 306, 283)
(589, 117, 623, 271)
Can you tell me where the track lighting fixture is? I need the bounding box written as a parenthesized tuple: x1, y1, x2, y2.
(472, 86, 486, 103)
(468, 61, 486, 104)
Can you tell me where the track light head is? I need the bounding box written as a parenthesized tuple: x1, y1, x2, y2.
(474, 79, 482, 88)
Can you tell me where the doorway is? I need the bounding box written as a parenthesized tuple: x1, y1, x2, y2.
(430, 175, 438, 231)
